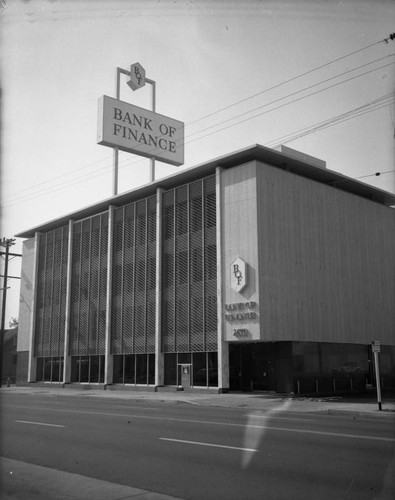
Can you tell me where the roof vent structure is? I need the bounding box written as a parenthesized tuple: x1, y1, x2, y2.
(274, 145, 327, 169)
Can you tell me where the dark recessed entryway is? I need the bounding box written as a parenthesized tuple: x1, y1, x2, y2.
(229, 342, 293, 393)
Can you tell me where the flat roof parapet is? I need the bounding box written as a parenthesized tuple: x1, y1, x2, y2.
(15, 144, 394, 239)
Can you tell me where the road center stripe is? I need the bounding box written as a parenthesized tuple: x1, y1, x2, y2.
(159, 437, 258, 452)
(15, 420, 65, 428)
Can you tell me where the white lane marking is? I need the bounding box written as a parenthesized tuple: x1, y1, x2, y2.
(15, 420, 65, 428)
(111, 406, 160, 411)
(160, 437, 258, 452)
(9, 407, 395, 443)
(264, 426, 395, 443)
(247, 414, 315, 422)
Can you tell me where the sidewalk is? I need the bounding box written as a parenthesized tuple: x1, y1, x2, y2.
(2, 384, 395, 417)
(1, 457, 183, 500)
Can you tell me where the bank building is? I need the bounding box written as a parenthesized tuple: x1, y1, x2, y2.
(15, 144, 395, 394)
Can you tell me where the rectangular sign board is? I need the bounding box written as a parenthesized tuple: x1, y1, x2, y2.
(97, 95, 184, 166)
(372, 341, 380, 353)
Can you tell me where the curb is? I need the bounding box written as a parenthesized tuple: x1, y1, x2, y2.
(1, 387, 395, 417)
(314, 408, 395, 418)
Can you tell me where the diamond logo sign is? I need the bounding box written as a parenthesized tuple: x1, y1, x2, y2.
(127, 62, 146, 91)
(231, 257, 247, 293)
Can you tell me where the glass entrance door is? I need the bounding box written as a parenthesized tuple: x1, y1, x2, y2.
(229, 343, 277, 392)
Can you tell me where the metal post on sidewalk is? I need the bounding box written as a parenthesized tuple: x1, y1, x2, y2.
(372, 340, 382, 411)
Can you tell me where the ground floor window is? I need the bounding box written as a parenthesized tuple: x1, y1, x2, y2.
(293, 342, 370, 393)
(36, 357, 64, 382)
(113, 354, 155, 385)
(228, 341, 395, 394)
(164, 352, 218, 387)
(71, 355, 105, 383)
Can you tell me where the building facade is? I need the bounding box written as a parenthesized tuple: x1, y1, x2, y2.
(16, 145, 395, 393)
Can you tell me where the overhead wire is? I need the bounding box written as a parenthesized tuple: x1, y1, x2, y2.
(187, 39, 386, 126)
(266, 93, 395, 147)
(184, 61, 395, 146)
(356, 170, 395, 179)
(5, 37, 391, 204)
(3, 36, 394, 206)
(5, 91, 393, 208)
(107, 56, 395, 176)
(2, 153, 115, 200)
(184, 55, 395, 141)
(4, 84, 393, 207)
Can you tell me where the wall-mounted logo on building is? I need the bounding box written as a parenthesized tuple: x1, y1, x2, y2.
(231, 257, 247, 293)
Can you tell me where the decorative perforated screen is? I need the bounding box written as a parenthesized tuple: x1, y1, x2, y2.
(111, 196, 157, 354)
(162, 175, 217, 353)
(34, 226, 69, 357)
(34, 176, 217, 365)
(69, 213, 108, 356)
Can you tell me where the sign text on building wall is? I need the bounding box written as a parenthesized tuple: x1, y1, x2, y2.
(97, 95, 184, 166)
(224, 301, 257, 322)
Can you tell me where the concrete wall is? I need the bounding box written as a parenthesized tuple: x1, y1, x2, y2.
(256, 161, 395, 345)
(16, 352, 29, 385)
(16, 238, 36, 383)
(221, 162, 260, 342)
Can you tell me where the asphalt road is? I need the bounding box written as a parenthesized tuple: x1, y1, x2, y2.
(1, 393, 395, 500)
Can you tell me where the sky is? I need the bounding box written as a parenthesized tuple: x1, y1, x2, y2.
(1, 0, 394, 323)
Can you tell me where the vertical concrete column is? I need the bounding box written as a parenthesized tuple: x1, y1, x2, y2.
(104, 205, 115, 386)
(216, 167, 229, 392)
(155, 188, 164, 388)
(63, 220, 74, 384)
(27, 232, 40, 383)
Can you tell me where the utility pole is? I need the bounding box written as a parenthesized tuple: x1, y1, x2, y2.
(0, 237, 22, 387)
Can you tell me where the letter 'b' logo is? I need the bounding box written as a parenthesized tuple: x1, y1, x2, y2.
(231, 257, 247, 293)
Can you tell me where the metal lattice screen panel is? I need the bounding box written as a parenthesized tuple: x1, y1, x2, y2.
(203, 176, 217, 351)
(161, 175, 217, 353)
(162, 191, 175, 352)
(146, 198, 157, 353)
(111, 208, 125, 354)
(69, 213, 108, 356)
(34, 226, 69, 357)
(111, 196, 156, 355)
(175, 185, 189, 352)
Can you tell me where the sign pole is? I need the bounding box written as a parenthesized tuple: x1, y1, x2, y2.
(146, 77, 156, 183)
(372, 341, 382, 411)
(111, 65, 158, 194)
(100, 63, 184, 195)
(112, 67, 124, 196)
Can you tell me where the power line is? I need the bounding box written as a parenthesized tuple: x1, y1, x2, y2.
(187, 37, 387, 126)
(184, 61, 395, 146)
(266, 93, 395, 147)
(185, 55, 394, 141)
(99, 60, 395, 180)
(3, 38, 394, 205)
(6, 93, 393, 208)
(4, 36, 392, 204)
(4, 68, 393, 206)
(2, 154, 114, 200)
(4, 86, 393, 207)
(356, 170, 395, 179)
